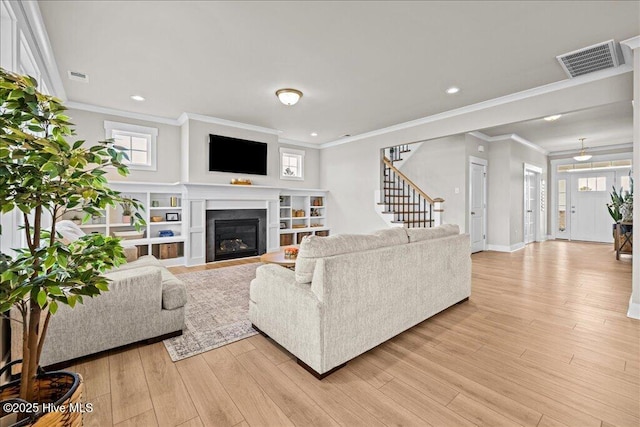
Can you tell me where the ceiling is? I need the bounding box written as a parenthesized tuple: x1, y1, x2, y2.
(479, 101, 634, 153)
(38, 1, 639, 145)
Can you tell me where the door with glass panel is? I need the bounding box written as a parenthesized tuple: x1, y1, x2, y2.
(524, 170, 537, 244)
(569, 172, 614, 242)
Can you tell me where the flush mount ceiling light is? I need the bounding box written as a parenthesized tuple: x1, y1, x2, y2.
(445, 86, 460, 94)
(573, 138, 592, 162)
(310, 132, 318, 137)
(276, 88, 303, 106)
(544, 114, 562, 121)
(130, 95, 145, 101)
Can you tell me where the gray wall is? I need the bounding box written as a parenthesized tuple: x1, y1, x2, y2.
(487, 140, 512, 247)
(67, 109, 182, 182)
(65, 110, 321, 188)
(186, 119, 321, 188)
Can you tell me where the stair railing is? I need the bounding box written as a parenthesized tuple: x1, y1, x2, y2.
(381, 156, 443, 228)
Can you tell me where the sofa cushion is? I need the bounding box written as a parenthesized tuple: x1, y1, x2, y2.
(406, 224, 460, 243)
(159, 269, 188, 310)
(295, 227, 409, 284)
(109, 255, 162, 273)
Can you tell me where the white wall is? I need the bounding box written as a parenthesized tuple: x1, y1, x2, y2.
(185, 119, 321, 188)
(399, 135, 467, 231)
(67, 108, 182, 183)
(487, 141, 512, 247)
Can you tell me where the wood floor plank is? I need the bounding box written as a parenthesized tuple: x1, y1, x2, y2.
(346, 356, 395, 389)
(113, 409, 158, 427)
(138, 342, 197, 427)
(108, 347, 154, 425)
(175, 355, 244, 427)
(236, 349, 338, 426)
(73, 356, 110, 400)
(325, 368, 431, 426)
(278, 360, 387, 427)
(379, 379, 474, 427)
(176, 417, 204, 427)
(201, 346, 294, 427)
(537, 415, 570, 427)
(446, 393, 523, 427)
(225, 338, 256, 356)
(83, 393, 112, 427)
(247, 334, 294, 365)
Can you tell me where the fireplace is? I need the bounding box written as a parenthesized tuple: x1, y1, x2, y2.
(206, 209, 266, 262)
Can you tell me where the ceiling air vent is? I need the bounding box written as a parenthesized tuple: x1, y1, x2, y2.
(556, 40, 622, 78)
(67, 70, 89, 82)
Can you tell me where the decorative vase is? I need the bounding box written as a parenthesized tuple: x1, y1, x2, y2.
(122, 215, 131, 224)
(0, 360, 84, 426)
(620, 203, 633, 223)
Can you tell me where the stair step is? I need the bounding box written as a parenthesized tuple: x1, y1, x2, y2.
(392, 219, 435, 224)
(378, 202, 421, 206)
(382, 211, 430, 215)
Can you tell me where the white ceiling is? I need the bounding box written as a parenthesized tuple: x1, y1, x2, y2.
(479, 101, 634, 153)
(38, 1, 639, 145)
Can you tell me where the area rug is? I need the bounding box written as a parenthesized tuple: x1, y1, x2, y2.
(163, 263, 261, 361)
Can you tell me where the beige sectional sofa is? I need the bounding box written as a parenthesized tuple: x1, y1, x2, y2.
(11, 221, 186, 368)
(249, 224, 471, 377)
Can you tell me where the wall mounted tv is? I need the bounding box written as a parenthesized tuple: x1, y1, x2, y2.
(209, 134, 268, 175)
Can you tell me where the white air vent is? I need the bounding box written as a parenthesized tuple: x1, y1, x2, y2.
(556, 40, 622, 78)
(67, 70, 89, 82)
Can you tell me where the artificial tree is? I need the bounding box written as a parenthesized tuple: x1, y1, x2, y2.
(0, 67, 144, 405)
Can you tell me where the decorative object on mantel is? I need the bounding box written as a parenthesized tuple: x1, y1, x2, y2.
(0, 67, 144, 426)
(231, 178, 252, 185)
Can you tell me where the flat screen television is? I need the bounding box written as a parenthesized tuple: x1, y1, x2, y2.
(209, 134, 268, 175)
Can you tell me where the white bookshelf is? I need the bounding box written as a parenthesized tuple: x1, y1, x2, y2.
(278, 193, 329, 246)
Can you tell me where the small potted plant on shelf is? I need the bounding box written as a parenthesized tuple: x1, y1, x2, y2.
(0, 67, 144, 426)
(120, 199, 134, 224)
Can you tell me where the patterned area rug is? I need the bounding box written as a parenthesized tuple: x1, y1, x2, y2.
(163, 263, 260, 361)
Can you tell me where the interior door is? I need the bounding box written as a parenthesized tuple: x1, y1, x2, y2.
(569, 172, 614, 242)
(524, 170, 537, 244)
(470, 161, 486, 253)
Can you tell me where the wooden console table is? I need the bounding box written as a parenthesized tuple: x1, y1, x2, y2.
(615, 222, 632, 260)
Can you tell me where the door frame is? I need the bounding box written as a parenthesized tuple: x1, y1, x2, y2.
(523, 163, 543, 244)
(468, 156, 488, 252)
(550, 152, 633, 240)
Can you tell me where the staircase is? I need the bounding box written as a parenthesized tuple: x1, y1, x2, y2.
(376, 144, 443, 228)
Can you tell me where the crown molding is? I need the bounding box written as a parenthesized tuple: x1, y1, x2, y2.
(178, 112, 280, 135)
(66, 101, 181, 126)
(468, 131, 548, 155)
(10, 0, 66, 99)
(278, 138, 322, 149)
(320, 63, 633, 149)
(548, 142, 633, 156)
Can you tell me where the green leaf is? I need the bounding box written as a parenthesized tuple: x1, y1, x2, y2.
(48, 300, 58, 314)
(37, 290, 47, 308)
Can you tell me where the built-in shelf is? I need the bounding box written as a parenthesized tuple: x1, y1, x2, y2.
(278, 193, 328, 246)
(124, 236, 186, 245)
(149, 221, 182, 226)
(79, 224, 107, 229)
(149, 206, 182, 210)
(109, 222, 136, 227)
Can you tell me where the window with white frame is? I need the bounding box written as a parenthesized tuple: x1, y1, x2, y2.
(280, 147, 304, 180)
(104, 121, 158, 171)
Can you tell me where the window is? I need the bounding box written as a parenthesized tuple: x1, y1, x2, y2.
(621, 175, 631, 192)
(558, 179, 566, 232)
(104, 121, 158, 171)
(280, 147, 304, 180)
(577, 176, 606, 192)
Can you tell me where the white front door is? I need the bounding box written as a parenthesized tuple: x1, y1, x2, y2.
(569, 171, 614, 242)
(470, 160, 487, 253)
(524, 170, 537, 244)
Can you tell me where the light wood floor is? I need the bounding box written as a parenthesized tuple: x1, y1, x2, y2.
(73, 241, 639, 427)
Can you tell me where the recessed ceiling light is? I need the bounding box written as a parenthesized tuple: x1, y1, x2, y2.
(445, 86, 460, 94)
(310, 132, 318, 137)
(130, 95, 145, 101)
(544, 114, 562, 121)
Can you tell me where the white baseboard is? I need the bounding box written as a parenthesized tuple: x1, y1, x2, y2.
(628, 297, 640, 319)
(487, 242, 525, 252)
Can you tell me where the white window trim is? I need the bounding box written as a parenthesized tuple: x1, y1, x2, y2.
(104, 120, 158, 171)
(279, 147, 305, 181)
